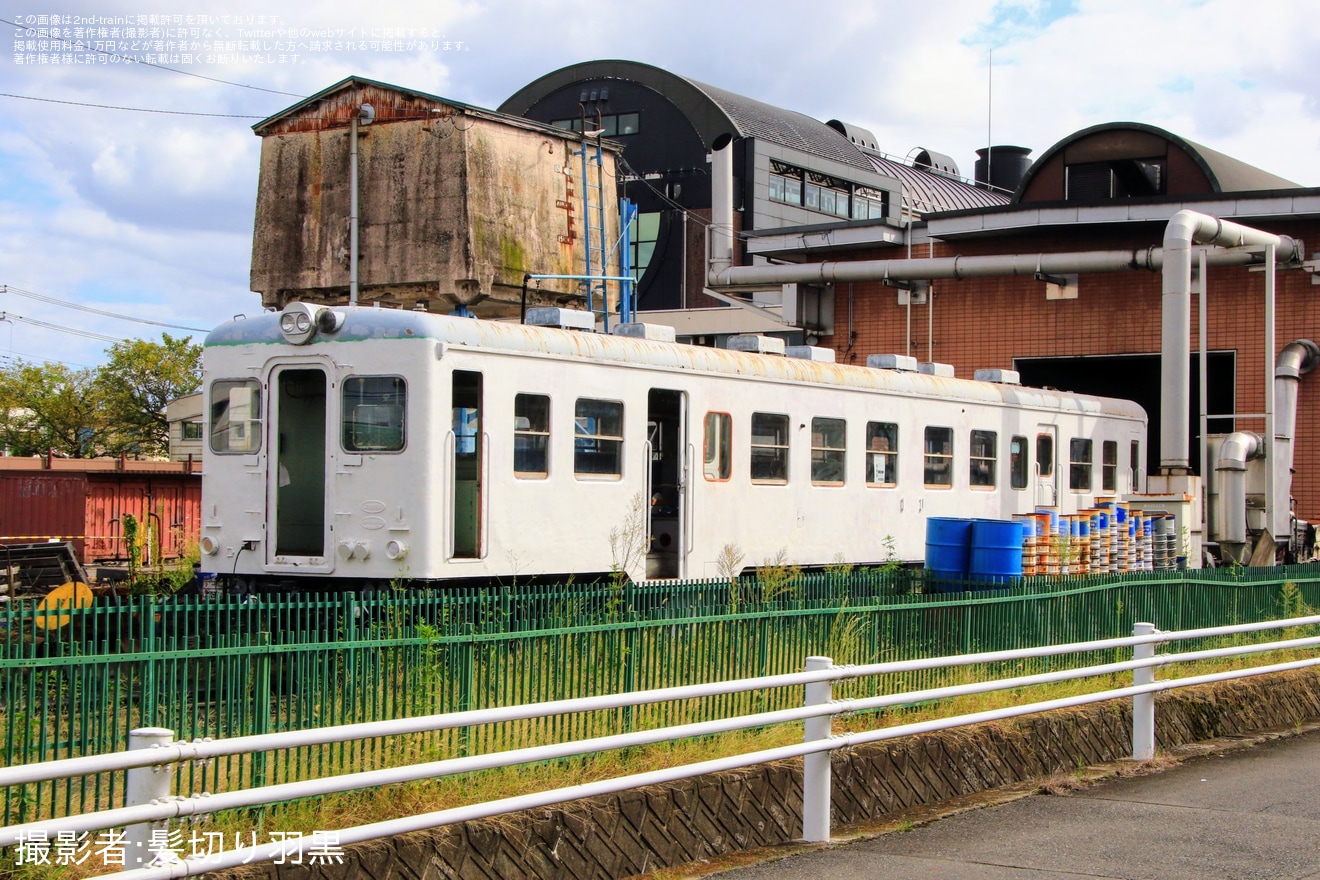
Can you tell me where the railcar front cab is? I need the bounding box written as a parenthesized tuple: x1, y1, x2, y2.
(202, 303, 413, 588)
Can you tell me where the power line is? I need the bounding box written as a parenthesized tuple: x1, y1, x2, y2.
(1, 17, 305, 98)
(0, 311, 125, 343)
(2, 286, 209, 332)
(0, 92, 265, 118)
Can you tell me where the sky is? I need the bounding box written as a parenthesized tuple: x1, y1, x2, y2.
(2, 0, 1317, 369)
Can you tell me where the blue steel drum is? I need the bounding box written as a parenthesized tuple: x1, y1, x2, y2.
(969, 518, 1026, 585)
(926, 517, 973, 591)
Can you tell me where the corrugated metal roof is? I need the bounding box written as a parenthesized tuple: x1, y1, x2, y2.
(684, 79, 875, 172)
(860, 150, 1011, 215)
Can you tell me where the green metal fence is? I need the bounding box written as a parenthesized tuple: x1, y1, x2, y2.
(3, 565, 1319, 824)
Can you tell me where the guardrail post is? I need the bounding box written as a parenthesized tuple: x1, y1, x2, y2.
(1132, 622, 1157, 761)
(802, 655, 833, 843)
(124, 727, 174, 869)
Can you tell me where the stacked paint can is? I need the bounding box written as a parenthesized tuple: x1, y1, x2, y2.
(1017, 505, 1179, 576)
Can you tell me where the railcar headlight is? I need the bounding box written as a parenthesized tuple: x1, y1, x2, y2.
(278, 302, 337, 345)
(200, 536, 219, 556)
(386, 540, 408, 561)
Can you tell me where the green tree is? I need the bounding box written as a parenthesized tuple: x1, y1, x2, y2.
(92, 334, 202, 457)
(0, 360, 105, 457)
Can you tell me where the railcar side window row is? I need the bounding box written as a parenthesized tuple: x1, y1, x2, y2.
(750, 412, 790, 483)
(343, 376, 407, 452)
(970, 429, 997, 488)
(924, 427, 953, 487)
(514, 393, 550, 478)
(810, 417, 846, 485)
(703, 412, 732, 481)
(209, 379, 262, 454)
(575, 398, 624, 478)
(866, 422, 898, 487)
(1070, 438, 1093, 492)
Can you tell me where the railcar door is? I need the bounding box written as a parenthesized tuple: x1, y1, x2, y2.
(449, 370, 484, 560)
(269, 366, 328, 562)
(1035, 426, 1058, 508)
(645, 389, 688, 579)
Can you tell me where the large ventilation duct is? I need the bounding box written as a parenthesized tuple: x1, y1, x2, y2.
(1213, 431, 1264, 555)
(1160, 211, 1303, 475)
(708, 134, 735, 280)
(1271, 339, 1320, 538)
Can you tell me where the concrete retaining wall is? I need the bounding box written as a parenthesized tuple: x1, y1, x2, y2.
(220, 669, 1320, 880)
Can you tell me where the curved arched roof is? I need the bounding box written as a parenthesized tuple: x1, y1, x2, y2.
(500, 59, 874, 172)
(1015, 121, 1299, 201)
(861, 150, 1010, 214)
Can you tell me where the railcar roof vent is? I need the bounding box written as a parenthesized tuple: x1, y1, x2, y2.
(866, 354, 918, 371)
(728, 335, 786, 355)
(974, 368, 1021, 385)
(525, 307, 596, 331)
(611, 322, 677, 343)
(785, 345, 835, 363)
(919, 362, 955, 378)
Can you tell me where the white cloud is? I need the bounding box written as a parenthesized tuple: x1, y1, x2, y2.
(1, 0, 1317, 366)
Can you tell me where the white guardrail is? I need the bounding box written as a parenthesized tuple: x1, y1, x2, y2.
(4, 615, 1320, 877)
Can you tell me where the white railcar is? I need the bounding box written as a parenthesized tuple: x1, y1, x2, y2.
(199, 302, 1147, 590)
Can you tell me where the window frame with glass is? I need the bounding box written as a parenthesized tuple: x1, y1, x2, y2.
(924, 426, 954, 487)
(573, 398, 624, 479)
(865, 421, 898, 487)
(514, 393, 551, 479)
(750, 412, 790, 484)
(810, 417, 846, 486)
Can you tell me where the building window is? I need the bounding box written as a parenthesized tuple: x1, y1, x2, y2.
(1065, 158, 1166, 200)
(750, 412, 789, 484)
(805, 172, 850, 219)
(342, 376, 407, 452)
(866, 422, 898, 487)
(181, 421, 203, 441)
(1037, 434, 1054, 478)
(628, 212, 660, 280)
(769, 161, 803, 207)
(1102, 440, 1118, 492)
(703, 412, 732, 481)
(970, 430, 996, 488)
(514, 394, 550, 478)
(852, 186, 887, 220)
(1070, 438, 1093, 492)
(209, 379, 261, 454)
(574, 398, 623, 478)
(810, 417, 846, 485)
(1010, 435, 1028, 490)
(550, 112, 641, 136)
(924, 426, 953, 487)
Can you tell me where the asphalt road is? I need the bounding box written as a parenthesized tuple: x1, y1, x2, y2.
(710, 730, 1320, 879)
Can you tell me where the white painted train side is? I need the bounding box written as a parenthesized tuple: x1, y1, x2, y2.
(198, 303, 1147, 589)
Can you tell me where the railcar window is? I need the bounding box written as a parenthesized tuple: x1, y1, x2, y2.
(1070, 438, 1093, 492)
(1010, 435, 1028, 489)
(1037, 434, 1054, 478)
(811, 417, 846, 485)
(866, 422, 898, 487)
(703, 412, 732, 481)
(342, 376, 406, 452)
(924, 426, 953, 487)
(574, 399, 623, 478)
(209, 379, 262, 454)
(750, 412, 789, 484)
(1131, 440, 1141, 487)
(1102, 440, 1118, 492)
(514, 394, 551, 478)
(970, 430, 997, 488)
